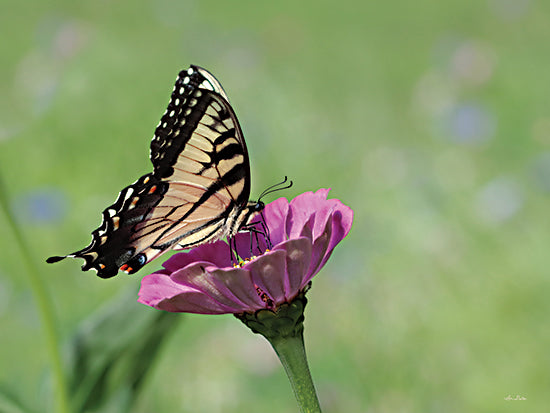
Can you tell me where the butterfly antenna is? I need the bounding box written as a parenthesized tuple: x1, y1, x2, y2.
(258, 176, 293, 202)
(252, 176, 293, 251)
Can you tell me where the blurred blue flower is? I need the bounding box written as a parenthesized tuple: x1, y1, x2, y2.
(12, 188, 67, 225)
(442, 102, 496, 144)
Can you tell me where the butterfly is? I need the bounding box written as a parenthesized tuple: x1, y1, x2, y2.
(47, 65, 267, 278)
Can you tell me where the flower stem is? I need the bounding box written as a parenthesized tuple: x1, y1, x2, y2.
(0, 176, 70, 413)
(268, 332, 322, 413)
(236, 291, 322, 412)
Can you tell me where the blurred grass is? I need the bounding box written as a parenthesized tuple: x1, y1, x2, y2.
(2, 0, 550, 411)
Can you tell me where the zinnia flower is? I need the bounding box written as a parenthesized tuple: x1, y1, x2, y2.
(138, 188, 353, 314)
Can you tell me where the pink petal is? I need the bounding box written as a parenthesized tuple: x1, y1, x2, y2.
(288, 189, 353, 255)
(285, 191, 318, 239)
(138, 271, 185, 307)
(286, 188, 331, 239)
(245, 249, 287, 305)
(208, 268, 267, 310)
(309, 199, 343, 240)
(155, 291, 235, 314)
(322, 205, 353, 268)
(171, 263, 262, 312)
(272, 237, 312, 299)
(263, 197, 290, 245)
(138, 271, 235, 314)
(162, 240, 231, 273)
(306, 216, 332, 280)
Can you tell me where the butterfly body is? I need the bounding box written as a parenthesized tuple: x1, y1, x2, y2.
(47, 66, 262, 278)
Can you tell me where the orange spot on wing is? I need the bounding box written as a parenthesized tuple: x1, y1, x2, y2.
(112, 216, 120, 230)
(120, 264, 129, 271)
(149, 185, 157, 194)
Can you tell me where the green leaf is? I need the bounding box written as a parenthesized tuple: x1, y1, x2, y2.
(0, 384, 35, 413)
(66, 288, 181, 413)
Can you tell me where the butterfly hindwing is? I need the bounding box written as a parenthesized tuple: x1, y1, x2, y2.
(47, 173, 169, 278)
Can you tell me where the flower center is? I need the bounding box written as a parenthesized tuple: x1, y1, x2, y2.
(232, 249, 271, 268)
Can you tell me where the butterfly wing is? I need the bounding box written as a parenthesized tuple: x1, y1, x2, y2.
(47, 66, 252, 278)
(47, 173, 168, 278)
(150, 65, 250, 203)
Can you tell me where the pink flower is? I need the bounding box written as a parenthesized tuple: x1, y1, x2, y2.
(138, 189, 353, 314)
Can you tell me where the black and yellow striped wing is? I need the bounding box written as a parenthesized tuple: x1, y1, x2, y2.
(47, 66, 256, 278)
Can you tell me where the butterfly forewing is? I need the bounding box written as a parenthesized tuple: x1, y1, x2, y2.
(48, 65, 256, 278)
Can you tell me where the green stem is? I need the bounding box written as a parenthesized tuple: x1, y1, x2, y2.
(268, 332, 322, 413)
(0, 177, 70, 413)
(236, 290, 321, 412)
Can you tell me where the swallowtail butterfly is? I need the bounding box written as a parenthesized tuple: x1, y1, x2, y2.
(47, 65, 265, 278)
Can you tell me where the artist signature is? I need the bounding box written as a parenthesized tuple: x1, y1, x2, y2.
(504, 395, 526, 401)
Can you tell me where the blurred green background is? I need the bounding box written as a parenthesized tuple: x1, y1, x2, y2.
(1, 0, 550, 411)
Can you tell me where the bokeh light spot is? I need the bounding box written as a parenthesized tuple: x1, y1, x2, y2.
(474, 177, 523, 223)
(450, 41, 496, 86)
(531, 152, 550, 192)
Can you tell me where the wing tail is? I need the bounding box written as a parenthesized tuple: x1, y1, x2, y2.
(46, 255, 68, 264)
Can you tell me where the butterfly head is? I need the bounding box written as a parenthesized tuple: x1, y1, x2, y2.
(235, 177, 293, 246)
(253, 200, 265, 213)
(240, 200, 265, 226)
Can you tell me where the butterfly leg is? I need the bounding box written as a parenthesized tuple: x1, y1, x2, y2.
(259, 211, 271, 249)
(249, 227, 262, 256)
(229, 236, 239, 265)
(240, 224, 269, 256)
(243, 220, 272, 250)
